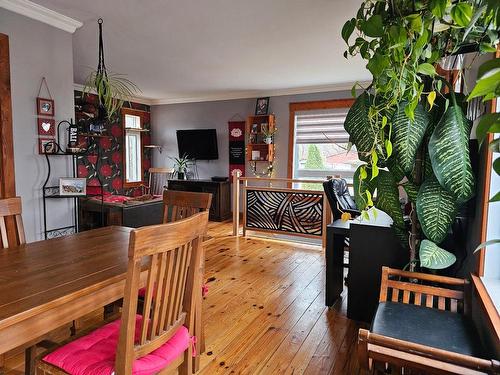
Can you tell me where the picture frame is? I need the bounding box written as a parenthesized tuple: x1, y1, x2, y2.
(251, 123, 259, 134)
(255, 97, 270, 116)
(37, 118, 55, 136)
(36, 97, 55, 116)
(59, 178, 87, 196)
(38, 138, 56, 154)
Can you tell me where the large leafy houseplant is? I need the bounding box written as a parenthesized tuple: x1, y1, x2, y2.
(342, 0, 499, 270)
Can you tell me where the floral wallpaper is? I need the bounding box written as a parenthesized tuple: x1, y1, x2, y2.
(74, 91, 151, 196)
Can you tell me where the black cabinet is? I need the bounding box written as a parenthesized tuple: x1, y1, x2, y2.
(167, 179, 231, 221)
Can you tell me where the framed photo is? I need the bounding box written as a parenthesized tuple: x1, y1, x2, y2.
(260, 123, 268, 133)
(255, 97, 270, 115)
(251, 123, 259, 134)
(37, 97, 55, 116)
(37, 118, 55, 136)
(38, 138, 56, 154)
(59, 178, 87, 196)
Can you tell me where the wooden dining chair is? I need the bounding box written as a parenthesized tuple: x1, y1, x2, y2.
(162, 189, 212, 371)
(37, 211, 209, 375)
(162, 190, 212, 223)
(0, 197, 26, 248)
(143, 167, 175, 196)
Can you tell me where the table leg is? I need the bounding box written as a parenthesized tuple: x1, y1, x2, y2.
(325, 228, 346, 306)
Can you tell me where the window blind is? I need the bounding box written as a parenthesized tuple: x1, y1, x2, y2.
(295, 108, 350, 144)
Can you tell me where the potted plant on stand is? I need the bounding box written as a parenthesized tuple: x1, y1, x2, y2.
(261, 124, 277, 144)
(341, 0, 498, 275)
(170, 154, 193, 180)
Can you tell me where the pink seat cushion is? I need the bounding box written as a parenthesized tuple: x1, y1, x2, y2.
(42, 315, 189, 375)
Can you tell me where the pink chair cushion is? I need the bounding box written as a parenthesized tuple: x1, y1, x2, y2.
(42, 315, 189, 375)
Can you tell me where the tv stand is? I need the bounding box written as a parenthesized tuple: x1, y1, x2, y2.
(167, 179, 231, 221)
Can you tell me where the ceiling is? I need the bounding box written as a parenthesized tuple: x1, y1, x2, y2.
(32, 0, 370, 104)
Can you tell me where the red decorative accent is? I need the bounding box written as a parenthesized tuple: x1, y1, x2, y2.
(112, 152, 121, 164)
(78, 165, 88, 178)
(37, 118, 55, 136)
(112, 177, 122, 191)
(228, 121, 245, 180)
(111, 124, 121, 137)
(100, 164, 112, 177)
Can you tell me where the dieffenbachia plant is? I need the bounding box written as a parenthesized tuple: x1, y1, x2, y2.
(342, 0, 499, 270)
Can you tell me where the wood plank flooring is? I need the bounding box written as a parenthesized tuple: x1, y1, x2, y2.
(3, 221, 367, 374)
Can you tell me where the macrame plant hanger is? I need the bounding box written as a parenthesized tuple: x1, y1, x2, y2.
(96, 18, 108, 121)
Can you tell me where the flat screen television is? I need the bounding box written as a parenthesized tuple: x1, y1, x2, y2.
(176, 129, 219, 160)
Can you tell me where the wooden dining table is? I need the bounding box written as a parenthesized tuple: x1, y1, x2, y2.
(0, 226, 138, 357)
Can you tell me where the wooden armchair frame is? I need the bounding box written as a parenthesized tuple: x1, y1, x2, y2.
(358, 267, 500, 375)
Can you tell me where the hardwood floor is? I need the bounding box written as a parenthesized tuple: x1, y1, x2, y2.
(3, 221, 367, 374)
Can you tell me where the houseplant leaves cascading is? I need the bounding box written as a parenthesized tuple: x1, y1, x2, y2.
(341, 0, 499, 270)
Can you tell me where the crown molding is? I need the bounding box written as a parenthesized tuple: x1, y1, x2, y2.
(73, 83, 155, 106)
(74, 81, 371, 107)
(0, 0, 82, 33)
(149, 81, 371, 105)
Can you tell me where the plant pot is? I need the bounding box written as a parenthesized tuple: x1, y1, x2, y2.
(177, 172, 185, 180)
(264, 136, 273, 144)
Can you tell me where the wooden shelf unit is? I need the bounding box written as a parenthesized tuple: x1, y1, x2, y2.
(246, 115, 276, 173)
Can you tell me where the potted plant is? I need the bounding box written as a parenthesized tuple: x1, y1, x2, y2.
(170, 154, 193, 180)
(341, 0, 499, 272)
(261, 124, 277, 144)
(82, 19, 139, 121)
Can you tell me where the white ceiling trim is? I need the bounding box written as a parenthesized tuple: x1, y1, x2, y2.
(150, 81, 371, 105)
(0, 0, 82, 33)
(73, 81, 371, 107)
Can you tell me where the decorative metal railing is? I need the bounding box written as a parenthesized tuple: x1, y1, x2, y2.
(232, 173, 331, 247)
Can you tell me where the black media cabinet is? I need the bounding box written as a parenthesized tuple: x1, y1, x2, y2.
(167, 179, 231, 222)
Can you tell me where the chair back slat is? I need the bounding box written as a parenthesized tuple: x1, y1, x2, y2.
(379, 267, 469, 314)
(163, 190, 212, 223)
(115, 211, 209, 374)
(0, 197, 25, 249)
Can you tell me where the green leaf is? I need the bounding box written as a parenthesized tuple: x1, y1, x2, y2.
(480, 43, 498, 53)
(407, 14, 423, 34)
(386, 156, 407, 183)
(417, 63, 437, 76)
(429, 105, 475, 204)
(392, 102, 430, 174)
(361, 15, 384, 37)
(494, 157, 500, 176)
(353, 165, 376, 210)
(468, 68, 500, 100)
(375, 170, 406, 242)
(474, 239, 500, 253)
(430, 0, 447, 18)
(475, 113, 500, 145)
(342, 18, 356, 44)
(367, 52, 389, 76)
(490, 138, 500, 153)
(385, 139, 393, 157)
(451, 2, 473, 27)
(344, 92, 377, 162)
(419, 240, 456, 269)
(491, 191, 500, 202)
(402, 181, 419, 203)
(416, 177, 457, 244)
(477, 58, 500, 79)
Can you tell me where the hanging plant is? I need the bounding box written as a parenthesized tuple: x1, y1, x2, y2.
(82, 19, 140, 121)
(341, 0, 499, 270)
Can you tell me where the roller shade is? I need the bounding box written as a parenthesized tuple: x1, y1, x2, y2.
(295, 108, 350, 144)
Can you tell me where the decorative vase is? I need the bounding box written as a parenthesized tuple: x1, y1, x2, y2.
(264, 136, 273, 144)
(177, 171, 185, 180)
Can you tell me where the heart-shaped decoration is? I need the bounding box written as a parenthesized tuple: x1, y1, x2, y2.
(42, 122, 51, 132)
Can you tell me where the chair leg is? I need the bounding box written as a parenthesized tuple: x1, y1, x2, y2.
(179, 346, 193, 375)
(25, 345, 36, 375)
(0, 353, 5, 375)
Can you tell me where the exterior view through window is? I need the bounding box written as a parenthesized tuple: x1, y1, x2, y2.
(125, 114, 142, 183)
(293, 108, 362, 189)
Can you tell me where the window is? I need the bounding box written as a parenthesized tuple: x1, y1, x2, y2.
(122, 109, 144, 187)
(289, 100, 361, 189)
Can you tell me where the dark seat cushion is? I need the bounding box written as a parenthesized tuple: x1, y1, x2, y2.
(371, 302, 485, 358)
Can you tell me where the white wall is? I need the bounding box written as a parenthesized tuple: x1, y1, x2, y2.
(151, 90, 352, 179)
(0, 9, 75, 242)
